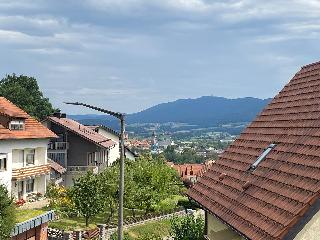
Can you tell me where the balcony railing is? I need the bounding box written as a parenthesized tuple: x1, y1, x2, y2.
(48, 152, 66, 167)
(67, 165, 99, 174)
(48, 142, 69, 150)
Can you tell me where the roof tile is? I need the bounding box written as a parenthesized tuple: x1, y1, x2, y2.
(0, 97, 56, 140)
(187, 61, 320, 239)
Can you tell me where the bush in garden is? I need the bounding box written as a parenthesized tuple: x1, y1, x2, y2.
(0, 184, 16, 239)
(110, 232, 132, 240)
(170, 215, 205, 240)
(46, 183, 76, 217)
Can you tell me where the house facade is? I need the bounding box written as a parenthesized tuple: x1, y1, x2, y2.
(0, 97, 56, 200)
(43, 114, 117, 186)
(187, 61, 320, 240)
(89, 125, 137, 161)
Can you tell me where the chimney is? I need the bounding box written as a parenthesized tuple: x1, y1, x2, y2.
(53, 112, 66, 118)
(53, 112, 62, 118)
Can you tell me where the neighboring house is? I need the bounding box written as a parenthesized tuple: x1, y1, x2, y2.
(43, 114, 117, 186)
(168, 161, 214, 185)
(187, 61, 320, 240)
(88, 125, 137, 160)
(169, 162, 206, 183)
(0, 97, 56, 200)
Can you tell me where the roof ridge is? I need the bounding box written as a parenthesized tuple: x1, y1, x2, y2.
(301, 60, 320, 69)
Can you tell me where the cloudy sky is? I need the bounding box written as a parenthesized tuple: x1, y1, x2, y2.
(1, 0, 320, 114)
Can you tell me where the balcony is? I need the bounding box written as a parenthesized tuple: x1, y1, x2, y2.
(48, 142, 69, 150)
(48, 142, 68, 167)
(48, 152, 66, 167)
(67, 165, 99, 174)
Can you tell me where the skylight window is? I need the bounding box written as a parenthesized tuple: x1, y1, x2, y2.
(250, 144, 276, 170)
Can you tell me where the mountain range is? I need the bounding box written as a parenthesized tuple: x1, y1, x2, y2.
(70, 96, 271, 129)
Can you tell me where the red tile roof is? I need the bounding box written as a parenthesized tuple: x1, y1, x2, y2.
(47, 117, 116, 149)
(187, 62, 320, 240)
(48, 158, 66, 174)
(0, 97, 57, 140)
(173, 163, 206, 179)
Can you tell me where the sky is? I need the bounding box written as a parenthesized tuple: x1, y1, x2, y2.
(1, 0, 320, 114)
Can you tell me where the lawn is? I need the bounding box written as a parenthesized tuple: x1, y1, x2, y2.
(49, 214, 105, 231)
(49, 208, 145, 231)
(48, 195, 188, 231)
(125, 219, 172, 239)
(16, 209, 47, 223)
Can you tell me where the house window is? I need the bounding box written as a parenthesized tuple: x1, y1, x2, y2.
(26, 149, 35, 165)
(9, 120, 24, 130)
(26, 179, 35, 193)
(87, 152, 95, 165)
(0, 155, 7, 171)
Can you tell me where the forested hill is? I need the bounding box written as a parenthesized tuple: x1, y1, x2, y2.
(71, 96, 271, 127)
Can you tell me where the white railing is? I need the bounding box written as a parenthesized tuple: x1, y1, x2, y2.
(48, 142, 69, 150)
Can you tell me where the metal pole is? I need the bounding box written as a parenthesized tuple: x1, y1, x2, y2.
(118, 115, 125, 240)
(64, 102, 126, 239)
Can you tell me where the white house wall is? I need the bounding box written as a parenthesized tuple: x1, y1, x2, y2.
(0, 152, 12, 194)
(0, 139, 49, 198)
(96, 128, 120, 164)
(206, 213, 245, 240)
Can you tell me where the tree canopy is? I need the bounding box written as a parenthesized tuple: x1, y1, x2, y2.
(163, 146, 205, 164)
(102, 154, 182, 217)
(0, 74, 58, 120)
(69, 171, 104, 227)
(0, 184, 16, 239)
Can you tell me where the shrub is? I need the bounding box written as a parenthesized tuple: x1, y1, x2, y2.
(170, 215, 204, 240)
(46, 183, 76, 217)
(0, 184, 16, 239)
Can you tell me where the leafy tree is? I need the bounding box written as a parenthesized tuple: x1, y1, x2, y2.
(100, 154, 182, 217)
(125, 154, 181, 214)
(0, 184, 16, 239)
(0, 74, 58, 120)
(99, 165, 119, 223)
(69, 171, 104, 227)
(170, 215, 204, 240)
(163, 146, 205, 164)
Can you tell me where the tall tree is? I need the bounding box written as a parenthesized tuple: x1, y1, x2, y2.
(69, 171, 104, 227)
(99, 165, 119, 223)
(0, 184, 16, 239)
(125, 154, 181, 214)
(0, 74, 58, 120)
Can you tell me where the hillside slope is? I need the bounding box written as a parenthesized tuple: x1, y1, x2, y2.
(71, 96, 271, 128)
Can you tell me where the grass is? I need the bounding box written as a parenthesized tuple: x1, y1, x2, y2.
(49, 214, 105, 231)
(49, 208, 145, 231)
(48, 195, 187, 232)
(16, 209, 47, 223)
(125, 219, 172, 239)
